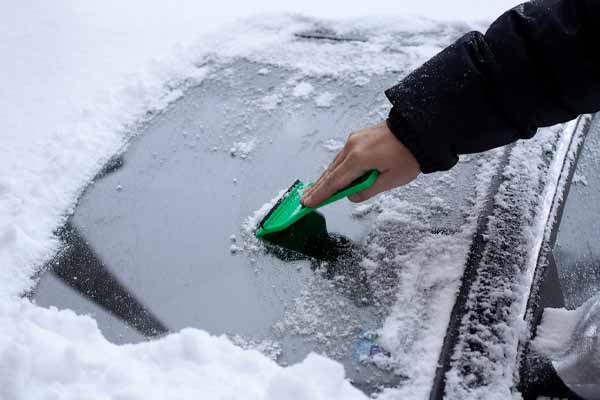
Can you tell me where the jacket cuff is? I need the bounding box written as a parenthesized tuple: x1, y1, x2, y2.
(385, 108, 456, 174)
(385, 31, 518, 173)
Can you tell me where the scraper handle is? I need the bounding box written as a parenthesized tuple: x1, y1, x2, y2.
(313, 170, 379, 209)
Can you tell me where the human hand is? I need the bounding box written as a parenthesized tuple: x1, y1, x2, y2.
(301, 122, 420, 207)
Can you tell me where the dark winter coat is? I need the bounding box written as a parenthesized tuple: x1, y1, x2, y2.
(385, 0, 600, 173)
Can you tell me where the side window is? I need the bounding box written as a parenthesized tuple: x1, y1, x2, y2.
(553, 116, 600, 309)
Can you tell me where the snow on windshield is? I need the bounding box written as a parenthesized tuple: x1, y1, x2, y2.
(0, 7, 577, 400)
(0, 13, 479, 400)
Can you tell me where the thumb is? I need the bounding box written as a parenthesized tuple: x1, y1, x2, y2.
(347, 170, 396, 203)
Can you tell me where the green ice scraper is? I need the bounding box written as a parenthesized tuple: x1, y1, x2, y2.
(256, 170, 379, 238)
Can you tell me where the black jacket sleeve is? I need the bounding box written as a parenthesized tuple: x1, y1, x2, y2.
(385, 0, 600, 173)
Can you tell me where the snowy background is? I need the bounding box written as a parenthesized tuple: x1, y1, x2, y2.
(2, 1, 523, 399)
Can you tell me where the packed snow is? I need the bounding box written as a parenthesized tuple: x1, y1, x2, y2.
(534, 306, 582, 356)
(0, 1, 566, 399)
(0, 298, 364, 400)
(533, 294, 600, 400)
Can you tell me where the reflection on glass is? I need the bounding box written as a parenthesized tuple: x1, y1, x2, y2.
(45, 222, 169, 337)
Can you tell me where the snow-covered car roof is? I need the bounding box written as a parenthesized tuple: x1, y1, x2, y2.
(26, 16, 595, 399)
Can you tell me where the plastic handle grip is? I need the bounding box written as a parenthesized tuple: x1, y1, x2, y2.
(312, 170, 379, 209)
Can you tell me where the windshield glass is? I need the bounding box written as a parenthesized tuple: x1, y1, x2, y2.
(33, 48, 498, 395)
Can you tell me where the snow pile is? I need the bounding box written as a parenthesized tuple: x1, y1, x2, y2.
(533, 306, 582, 357)
(0, 298, 364, 400)
(533, 294, 600, 400)
(229, 335, 283, 361)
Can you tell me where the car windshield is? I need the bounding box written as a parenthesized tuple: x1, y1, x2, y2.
(33, 32, 503, 396)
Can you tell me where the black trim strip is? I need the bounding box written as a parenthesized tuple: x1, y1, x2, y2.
(429, 146, 513, 400)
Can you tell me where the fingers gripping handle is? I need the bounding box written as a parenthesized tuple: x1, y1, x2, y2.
(311, 170, 379, 209)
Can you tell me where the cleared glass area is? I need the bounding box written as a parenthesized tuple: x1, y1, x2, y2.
(33, 56, 485, 394)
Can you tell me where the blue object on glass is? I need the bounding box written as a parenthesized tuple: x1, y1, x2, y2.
(352, 331, 389, 365)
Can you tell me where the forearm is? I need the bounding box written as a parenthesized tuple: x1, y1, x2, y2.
(385, 0, 600, 173)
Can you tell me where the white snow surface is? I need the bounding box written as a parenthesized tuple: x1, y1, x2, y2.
(1, 298, 366, 400)
(533, 294, 600, 400)
(533, 306, 582, 357)
(0, 1, 526, 399)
